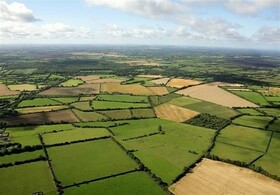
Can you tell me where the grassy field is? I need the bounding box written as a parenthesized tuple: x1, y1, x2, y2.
(167, 96, 201, 107)
(131, 108, 156, 118)
(74, 121, 122, 128)
(232, 115, 273, 129)
(59, 79, 84, 87)
(0, 150, 45, 165)
(100, 109, 132, 120)
(236, 108, 262, 115)
(91, 101, 150, 110)
(47, 139, 138, 186)
(211, 142, 263, 163)
(18, 98, 62, 107)
(269, 119, 280, 132)
(232, 91, 270, 106)
(64, 172, 167, 195)
(71, 101, 92, 111)
(72, 109, 108, 121)
(101, 83, 153, 95)
(0, 161, 56, 195)
(8, 84, 38, 91)
(51, 97, 78, 104)
(216, 125, 271, 152)
(16, 105, 68, 114)
(258, 108, 280, 117)
(96, 94, 148, 103)
(43, 128, 110, 145)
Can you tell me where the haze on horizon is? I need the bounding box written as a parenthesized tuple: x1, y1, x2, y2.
(0, 0, 279, 50)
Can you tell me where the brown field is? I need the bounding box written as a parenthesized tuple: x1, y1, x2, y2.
(75, 76, 124, 84)
(16, 105, 68, 114)
(169, 158, 280, 195)
(0, 84, 20, 96)
(176, 83, 258, 108)
(101, 83, 153, 95)
(7, 84, 38, 91)
(147, 87, 169, 95)
(119, 60, 160, 66)
(151, 78, 170, 85)
(91, 78, 125, 84)
(154, 104, 199, 122)
(75, 75, 100, 83)
(137, 74, 162, 79)
(268, 87, 280, 94)
(39, 84, 100, 96)
(209, 82, 244, 87)
(227, 88, 251, 91)
(0, 110, 78, 126)
(166, 78, 202, 88)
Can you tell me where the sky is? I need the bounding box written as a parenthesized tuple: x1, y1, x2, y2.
(0, 0, 279, 50)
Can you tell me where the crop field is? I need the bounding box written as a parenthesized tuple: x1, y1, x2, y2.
(215, 124, 271, 152)
(7, 84, 38, 91)
(166, 78, 202, 88)
(18, 98, 62, 107)
(51, 97, 78, 104)
(0, 84, 20, 96)
(43, 127, 110, 145)
(101, 83, 153, 95)
(96, 94, 148, 103)
(71, 101, 92, 110)
(232, 115, 273, 129)
(170, 158, 280, 195)
(0, 161, 56, 195)
(16, 105, 68, 114)
(72, 109, 108, 121)
(151, 77, 170, 85)
(0, 109, 78, 126)
(59, 79, 84, 87)
(237, 108, 262, 115)
(47, 139, 138, 186)
(64, 171, 167, 195)
(0, 150, 44, 165)
(231, 91, 270, 106)
(155, 103, 199, 122)
(91, 100, 150, 110)
(137, 74, 162, 78)
(75, 75, 101, 83)
(177, 83, 258, 108)
(167, 96, 201, 107)
(147, 86, 169, 95)
(39, 83, 100, 96)
(131, 108, 156, 118)
(100, 109, 132, 120)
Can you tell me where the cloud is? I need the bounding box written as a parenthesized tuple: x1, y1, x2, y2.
(224, 0, 280, 15)
(253, 26, 280, 44)
(0, 0, 39, 22)
(85, 0, 186, 18)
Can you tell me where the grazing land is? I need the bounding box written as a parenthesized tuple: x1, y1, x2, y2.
(170, 158, 280, 195)
(16, 105, 68, 114)
(231, 91, 270, 106)
(18, 98, 62, 107)
(72, 109, 108, 121)
(96, 94, 148, 103)
(232, 115, 273, 129)
(91, 100, 150, 110)
(59, 79, 84, 87)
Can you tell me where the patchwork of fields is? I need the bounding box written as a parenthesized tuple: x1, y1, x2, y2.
(0, 73, 279, 195)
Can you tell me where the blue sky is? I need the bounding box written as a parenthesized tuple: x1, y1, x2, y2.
(0, 0, 279, 50)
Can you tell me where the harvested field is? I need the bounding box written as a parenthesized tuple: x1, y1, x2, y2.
(268, 87, 280, 94)
(8, 84, 38, 91)
(0, 84, 20, 96)
(39, 83, 100, 96)
(101, 83, 153, 95)
(227, 88, 251, 91)
(176, 83, 258, 108)
(137, 74, 162, 78)
(209, 82, 243, 87)
(154, 104, 199, 122)
(75, 75, 100, 83)
(166, 78, 202, 88)
(169, 158, 280, 195)
(151, 77, 170, 85)
(90, 78, 125, 84)
(0, 109, 78, 126)
(16, 105, 68, 114)
(147, 87, 169, 95)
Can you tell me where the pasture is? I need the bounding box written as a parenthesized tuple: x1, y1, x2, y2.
(232, 91, 270, 106)
(91, 101, 150, 110)
(59, 79, 84, 87)
(96, 94, 148, 103)
(100, 109, 132, 120)
(47, 139, 138, 186)
(236, 108, 262, 115)
(8, 84, 38, 91)
(72, 109, 108, 121)
(232, 115, 273, 129)
(18, 98, 62, 107)
(0, 161, 56, 195)
(52, 97, 78, 104)
(169, 158, 280, 195)
(16, 105, 68, 114)
(0, 150, 44, 165)
(71, 101, 92, 110)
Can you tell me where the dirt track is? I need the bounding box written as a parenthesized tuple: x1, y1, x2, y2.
(170, 158, 280, 195)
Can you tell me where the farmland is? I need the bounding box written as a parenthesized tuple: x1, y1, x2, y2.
(0, 46, 279, 195)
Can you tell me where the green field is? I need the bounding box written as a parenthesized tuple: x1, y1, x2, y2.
(216, 125, 271, 152)
(211, 142, 263, 163)
(236, 108, 262, 115)
(59, 79, 84, 87)
(18, 98, 61, 107)
(64, 172, 167, 195)
(91, 101, 150, 110)
(131, 108, 156, 118)
(269, 119, 280, 132)
(0, 150, 44, 165)
(149, 93, 181, 107)
(232, 115, 273, 129)
(71, 101, 92, 110)
(184, 101, 239, 119)
(52, 97, 78, 104)
(167, 96, 201, 107)
(43, 128, 110, 145)
(100, 109, 132, 120)
(258, 108, 280, 117)
(96, 94, 148, 103)
(47, 139, 138, 186)
(0, 161, 56, 195)
(72, 109, 108, 121)
(74, 121, 124, 128)
(232, 91, 270, 106)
